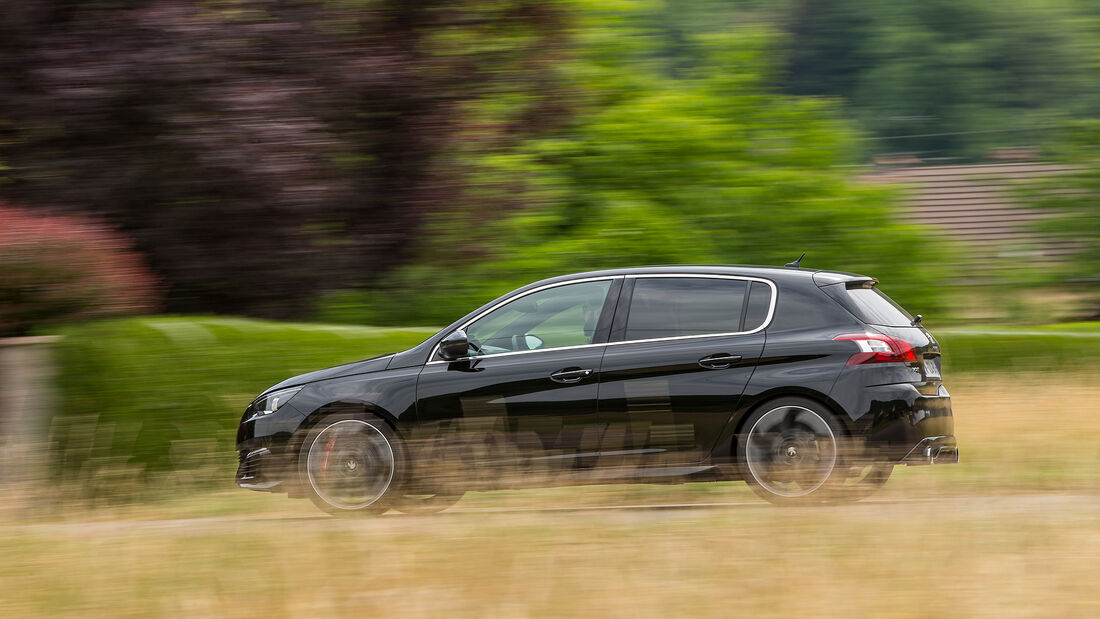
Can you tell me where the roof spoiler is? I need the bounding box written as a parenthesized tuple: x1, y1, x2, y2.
(811, 271, 876, 287)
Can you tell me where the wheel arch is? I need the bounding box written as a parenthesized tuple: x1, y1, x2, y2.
(290, 400, 403, 456)
(711, 387, 855, 470)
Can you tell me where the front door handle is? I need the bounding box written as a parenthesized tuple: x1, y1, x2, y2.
(698, 353, 742, 369)
(550, 367, 594, 383)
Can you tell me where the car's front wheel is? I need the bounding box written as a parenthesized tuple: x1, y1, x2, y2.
(737, 397, 848, 505)
(298, 413, 403, 516)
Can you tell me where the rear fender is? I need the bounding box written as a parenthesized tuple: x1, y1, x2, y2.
(709, 386, 853, 469)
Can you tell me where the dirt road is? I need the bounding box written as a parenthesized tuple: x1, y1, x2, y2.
(6, 492, 1095, 535)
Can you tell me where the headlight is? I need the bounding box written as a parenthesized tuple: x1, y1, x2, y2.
(252, 386, 303, 416)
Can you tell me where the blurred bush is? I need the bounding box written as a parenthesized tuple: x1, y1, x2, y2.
(0, 204, 157, 337)
(936, 323, 1100, 374)
(46, 317, 434, 493)
(42, 316, 1099, 493)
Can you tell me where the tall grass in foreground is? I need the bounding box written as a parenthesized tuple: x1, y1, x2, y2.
(9, 373, 1099, 521)
(0, 375, 1097, 616)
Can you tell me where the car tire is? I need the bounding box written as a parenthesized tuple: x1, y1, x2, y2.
(297, 412, 405, 516)
(737, 396, 848, 505)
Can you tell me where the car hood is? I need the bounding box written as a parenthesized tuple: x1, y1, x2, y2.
(260, 353, 395, 394)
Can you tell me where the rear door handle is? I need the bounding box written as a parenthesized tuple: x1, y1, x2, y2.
(550, 368, 594, 383)
(698, 353, 742, 369)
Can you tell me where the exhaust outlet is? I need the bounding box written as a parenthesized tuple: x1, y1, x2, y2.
(901, 435, 959, 465)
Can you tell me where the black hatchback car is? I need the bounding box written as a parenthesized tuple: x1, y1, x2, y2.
(236, 266, 957, 514)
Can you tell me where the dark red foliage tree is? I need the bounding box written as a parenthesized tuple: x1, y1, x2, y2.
(0, 1, 568, 317)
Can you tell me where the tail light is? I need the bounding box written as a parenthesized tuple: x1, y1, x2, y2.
(833, 333, 917, 365)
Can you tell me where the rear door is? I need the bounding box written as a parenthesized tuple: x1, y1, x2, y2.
(595, 275, 774, 465)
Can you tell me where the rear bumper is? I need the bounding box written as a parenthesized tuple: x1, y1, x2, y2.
(830, 374, 956, 462)
(900, 435, 959, 465)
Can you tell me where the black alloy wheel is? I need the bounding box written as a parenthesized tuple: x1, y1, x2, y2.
(298, 413, 403, 516)
(738, 397, 847, 505)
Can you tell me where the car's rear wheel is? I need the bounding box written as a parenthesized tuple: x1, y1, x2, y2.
(298, 413, 403, 516)
(738, 397, 847, 505)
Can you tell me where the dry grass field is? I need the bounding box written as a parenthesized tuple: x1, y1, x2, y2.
(1, 374, 1098, 617)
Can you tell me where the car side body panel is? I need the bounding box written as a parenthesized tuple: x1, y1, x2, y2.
(414, 346, 607, 460)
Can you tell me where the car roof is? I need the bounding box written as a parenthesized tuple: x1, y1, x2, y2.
(528, 265, 870, 287)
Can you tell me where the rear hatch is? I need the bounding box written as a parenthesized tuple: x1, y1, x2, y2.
(819, 278, 942, 382)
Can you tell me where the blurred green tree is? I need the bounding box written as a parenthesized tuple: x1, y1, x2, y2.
(1017, 120, 1100, 316)
(784, 0, 1100, 160)
(359, 3, 953, 325)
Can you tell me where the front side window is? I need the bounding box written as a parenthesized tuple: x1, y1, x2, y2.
(465, 280, 613, 356)
(625, 277, 748, 341)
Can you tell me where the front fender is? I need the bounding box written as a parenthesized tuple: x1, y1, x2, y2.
(237, 365, 422, 454)
(291, 365, 422, 435)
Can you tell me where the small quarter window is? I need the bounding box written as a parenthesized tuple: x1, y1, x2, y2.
(625, 278, 748, 341)
(743, 281, 773, 331)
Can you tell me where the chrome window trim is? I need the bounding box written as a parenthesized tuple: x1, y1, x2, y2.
(426, 273, 778, 365)
(618, 273, 777, 343)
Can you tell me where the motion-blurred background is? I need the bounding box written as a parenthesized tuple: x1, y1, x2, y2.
(0, 1, 1097, 616)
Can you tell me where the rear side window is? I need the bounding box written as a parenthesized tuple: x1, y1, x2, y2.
(832, 284, 913, 327)
(626, 277, 748, 340)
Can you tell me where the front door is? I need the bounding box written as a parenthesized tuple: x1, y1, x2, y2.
(415, 278, 621, 478)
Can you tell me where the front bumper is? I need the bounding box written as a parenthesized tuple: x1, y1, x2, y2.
(236, 397, 307, 492)
(236, 446, 292, 492)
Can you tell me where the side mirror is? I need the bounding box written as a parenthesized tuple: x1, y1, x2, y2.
(438, 329, 470, 361)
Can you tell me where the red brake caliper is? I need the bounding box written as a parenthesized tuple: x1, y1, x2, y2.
(320, 435, 338, 475)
